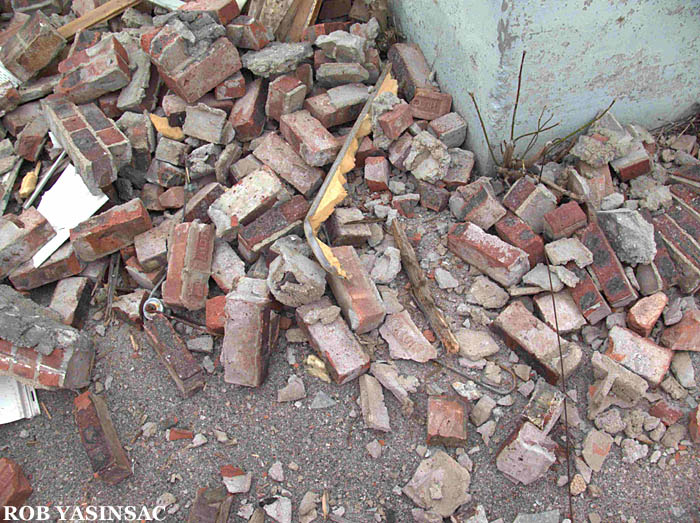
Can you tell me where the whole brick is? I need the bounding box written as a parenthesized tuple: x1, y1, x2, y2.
(9, 242, 84, 291)
(222, 278, 279, 387)
(280, 110, 341, 167)
(378, 102, 413, 140)
(428, 112, 466, 148)
(252, 133, 323, 197)
(266, 75, 307, 122)
(327, 246, 386, 334)
(409, 88, 452, 120)
(229, 77, 266, 141)
(162, 221, 215, 311)
(448, 177, 506, 229)
(178, 0, 241, 24)
(49, 276, 91, 328)
(542, 201, 587, 240)
(417, 180, 450, 212)
(144, 313, 205, 397)
(0, 457, 32, 510)
(364, 155, 390, 192)
(606, 326, 673, 386)
(0, 207, 55, 279)
(627, 292, 668, 337)
(660, 310, 700, 352)
(296, 297, 370, 384)
(387, 43, 433, 101)
(70, 199, 151, 262)
(494, 212, 545, 267)
(448, 222, 530, 287)
(427, 396, 468, 447)
(493, 300, 583, 384)
(73, 391, 131, 485)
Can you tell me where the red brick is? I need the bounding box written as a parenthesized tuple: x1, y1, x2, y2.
(2, 100, 41, 136)
(15, 115, 49, 162)
(449, 178, 506, 229)
(0, 458, 32, 509)
(565, 261, 612, 325)
(493, 300, 583, 385)
(184, 182, 226, 223)
(167, 428, 194, 441)
(428, 112, 466, 147)
(503, 178, 557, 234)
(178, 0, 240, 24)
(364, 156, 390, 192)
(318, 0, 351, 18)
(229, 77, 266, 141)
(409, 88, 452, 120)
(379, 311, 437, 363)
(206, 295, 226, 335)
(328, 246, 386, 334)
(610, 144, 651, 181)
(355, 136, 382, 168)
(417, 180, 450, 212)
(0, 207, 56, 279)
(388, 133, 412, 171)
(387, 43, 433, 101)
(252, 132, 323, 197)
(378, 103, 413, 140)
(159, 186, 185, 209)
(144, 313, 205, 397)
(574, 161, 614, 208)
(226, 15, 270, 50)
(427, 396, 468, 447)
(112, 289, 148, 327)
(652, 212, 700, 294)
(0, 81, 20, 115)
(495, 212, 545, 267)
(49, 276, 91, 328)
(302, 21, 350, 42)
(125, 256, 163, 290)
(502, 177, 536, 213)
(448, 222, 530, 287)
(280, 109, 341, 167)
(296, 297, 370, 384)
(314, 49, 332, 70)
(576, 222, 638, 308)
(73, 391, 131, 485)
(237, 195, 309, 263)
(9, 242, 84, 291)
(606, 326, 673, 386)
(326, 207, 372, 246)
(542, 201, 587, 240)
(222, 278, 279, 387)
(304, 86, 366, 128)
(392, 193, 420, 218)
(627, 292, 668, 337)
(266, 75, 306, 122)
(660, 310, 700, 352)
(162, 222, 215, 311)
(690, 405, 700, 443)
(215, 71, 246, 100)
(496, 421, 557, 485)
(649, 400, 683, 427)
(69, 198, 152, 262)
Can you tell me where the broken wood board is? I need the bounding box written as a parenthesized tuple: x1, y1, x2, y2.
(58, 0, 142, 39)
(276, 0, 321, 42)
(304, 63, 397, 278)
(392, 219, 460, 354)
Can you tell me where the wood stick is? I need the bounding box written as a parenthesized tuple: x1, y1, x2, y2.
(391, 219, 460, 354)
(58, 0, 142, 39)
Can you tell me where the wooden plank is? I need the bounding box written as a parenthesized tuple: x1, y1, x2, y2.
(278, 0, 321, 42)
(57, 0, 142, 39)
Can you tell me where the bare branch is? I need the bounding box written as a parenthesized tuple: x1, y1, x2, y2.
(469, 91, 500, 166)
(510, 50, 527, 141)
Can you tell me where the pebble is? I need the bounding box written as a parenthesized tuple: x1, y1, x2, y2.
(310, 391, 336, 409)
(269, 461, 285, 482)
(366, 439, 382, 459)
(434, 267, 459, 289)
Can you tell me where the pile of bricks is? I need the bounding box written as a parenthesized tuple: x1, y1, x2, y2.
(0, 0, 699, 519)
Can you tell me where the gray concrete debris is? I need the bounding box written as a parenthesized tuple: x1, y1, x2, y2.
(467, 275, 509, 309)
(571, 134, 616, 167)
(544, 238, 593, 268)
(621, 438, 649, 463)
(522, 264, 563, 292)
(267, 247, 327, 307)
(600, 192, 625, 210)
(456, 329, 500, 361)
(671, 351, 696, 389)
(241, 42, 313, 77)
(359, 374, 391, 432)
(404, 131, 451, 183)
(597, 208, 657, 265)
(370, 246, 402, 284)
(186, 335, 213, 354)
(310, 391, 336, 409)
(316, 31, 367, 63)
(277, 375, 306, 402)
(434, 267, 459, 289)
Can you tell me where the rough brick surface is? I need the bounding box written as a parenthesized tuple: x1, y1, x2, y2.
(326, 207, 372, 246)
(0, 207, 55, 279)
(589, 351, 648, 419)
(448, 222, 530, 287)
(0, 457, 33, 509)
(496, 422, 556, 485)
(215, 71, 246, 100)
(73, 391, 131, 485)
(9, 242, 85, 291)
(378, 103, 413, 140)
(428, 112, 466, 148)
(304, 83, 368, 128)
(494, 212, 545, 267)
(222, 278, 279, 387)
(266, 75, 307, 122)
(566, 261, 612, 325)
(542, 201, 587, 240)
(503, 178, 557, 234)
(660, 310, 700, 352)
(417, 180, 450, 212)
(606, 326, 673, 386)
(296, 297, 370, 384)
(162, 221, 215, 311)
(359, 373, 391, 432)
(364, 155, 390, 192)
(627, 292, 668, 337)
(226, 15, 270, 50)
(144, 313, 205, 397)
(409, 88, 452, 120)
(449, 178, 506, 230)
(229, 77, 266, 141)
(379, 310, 437, 363)
(280, 110, 341, 167)
(206, 295, 226, 335)
(387, 43, 433, 101)
(49, 276, 91, 328)
(427, 396, 468, 447)
(179, 0, 241, 24)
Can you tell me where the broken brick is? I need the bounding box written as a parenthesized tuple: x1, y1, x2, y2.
(162, 221, 215, 311)
(542, 201, 587, 240)
(159, 186, 185, 209)
(627, 292, 668, 337)
(266, 75, 307, 122)
(388, 133, 412, 171)
(359, 373, 391, 432)
(494, 212, 545, 268)
(496, 421, 556, 485)
(144, 313, 205, 397)
(502, 178, 557, 234)
(206, 295, 226, 335)
(448, 177, 506, 230)
(610, 143, 651, 181)
(326, 207, 372, 246)
(0, 207, 55, 279)
(14, 114, 49, 162)
(296, 297, 370, 384)
(588, 351, 648, 419)
(606, 326, 673, 386)
(179, 0, 241, 25)
(448, 222, 530, 287)
(392, 193, 420, 217)
(9, 242, 85, 291)
(428, 112, 466, 148)
(184, 182, 227, 223)
(226, 15, 270, 50)
(565, 261, 612, 325)
(280, 109, 341, 167)
(378, 103, 413, 140)
(523, 379, 564, 435)
(660, 310, 700, 352)
(649, 400, 683, 427)
(124, 256, 163, 290)
(387, 43, 433, 101)
(229, 77, 266, 141)
(304, 83, 368, 128)
(73, 391, 131, 485)
(0, 457, 32, 510)
(417, 180, 450, 212)
(427, 396, 468, 447)
(210, 239, 245, 293)
(364, 156, 390, 192)
(379, 310, 437, 363)
(215, 71, 246, 100)
(49, 276, 91, 328)
(111, 289, 148, 327)
(183, 103, 234, 145)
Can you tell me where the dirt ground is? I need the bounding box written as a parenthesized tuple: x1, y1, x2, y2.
(1, 199, 699, 523)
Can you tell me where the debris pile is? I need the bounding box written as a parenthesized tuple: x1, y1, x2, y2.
(0, 1, 698, 521)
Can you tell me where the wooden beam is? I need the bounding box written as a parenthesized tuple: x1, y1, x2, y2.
(57, 0, 142, 40)
(278, 0, 321, 42)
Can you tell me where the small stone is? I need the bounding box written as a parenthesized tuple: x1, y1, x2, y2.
(310, 391, 336, 409)
(621, 438, 649, 462)
(671, 351, 695, 389)
(467, 275, 509, 309)
(470, 395, 495, 427)
(569, 474, 587, 496)
(370, 246, 401, 284)
(268, 461, 284, 482)
(456, 329, 500, 361)
(186, 335, 214, 353)
(263, 496, 292, 523)
(278, 375, 306, 402)
(582, 429, 612, 471)
(434, 268, 459, 289)
(660, 423, 686, 448)
(594, 408, 626, 434)
(366, 439, 383, 459)
(187, 433, 207, 449)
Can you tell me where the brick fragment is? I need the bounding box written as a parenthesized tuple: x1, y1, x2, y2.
(542, 201, 587, 240)
(49, 276, 91, 328)
(183, 103, 234, 145)
(73, 391, 130, 484)
(502, 178, 557, 234)
(387, 43, 433, 101)
(0, 207, 55, 279)
(184, 182, 227, 223)
(124, 256, 163, 290)
(0, 11, 65, 83)
(427, 395, 468, 446)
(581, 428, 612, 472)
(116, 111, 155, 175)
(428, 112, 466, 148)
(70, 199, 151, 262)
(379, 310, 437, 363)
(417, 180, 450, 212)
(359, 373, 391, 432)
(660, 310, 700, 352)
(573, 161, 615, 208)
(296, 297, 370, 384)
(378, 103, 413, 140)
(523, 379, 564, 435)
(15, 114, 49, 162)
(229, 77, 266, 141)
(304, 83, 368, 129)
(388, 133, 412, 171)
(533, 290, 586, 334)
(208, 168, 282, 241)
(588, 351, 648, 419)
(280, 109, 341, 167)
(159, 186, 185, 209)
(9, 242, 84, 291)
(494, 212, 545, 267)
(226, 15, 269, 50)
(627, 292, 668, 337)
(364, 156, 390, 192)
(0, 457, 32, 510)
(565, 261, 612, 325)
(188, 486, 234, 523)
(316, 62, 369, 87)
(449, 177, 506, 229)
(328, 246, 386, 334)
(448, 222, 530, 287)
(178, 0, 241, 24)
(266, 75, 307, 122)
(162, 222, 215, 311)
(252, 133, 323, 197)
(690, 405, 700, 443)
(206, 295, 226, 335)
(493, 301, 583, 384)
(610, 143, 651, 181)
(409, 88, 451, 120)
(222, 278, 279, 387)
(111, 289, 148, 327)
(134, 222, 169, 272)
(606, 326, 673, 386)
(392, 193, 420, 217)
(144, 313, 205, 397)
(648, 400, 683, 427)
(2, 101, 41, 137)
(215, 71, 246, 101)
(326, 207, 372, 246)
(496, 422, 556, 485)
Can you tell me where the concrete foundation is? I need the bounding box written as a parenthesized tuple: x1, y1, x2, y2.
(388, 0, 700, 173)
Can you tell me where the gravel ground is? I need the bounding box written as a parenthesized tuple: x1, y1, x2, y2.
(2, 194, 700, 523)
